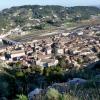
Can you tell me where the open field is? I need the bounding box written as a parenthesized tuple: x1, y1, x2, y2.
(4, 19, 100, 44)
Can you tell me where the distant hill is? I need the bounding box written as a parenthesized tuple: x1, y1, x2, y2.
(0, 5, 100, 34)
(96, 5, 100, 8)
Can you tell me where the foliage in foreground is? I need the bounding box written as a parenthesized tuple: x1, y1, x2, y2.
(15, 94, 28, 100)
(0, 60, 100, 100)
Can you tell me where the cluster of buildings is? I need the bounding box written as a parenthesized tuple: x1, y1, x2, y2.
(0, 25, 100, 69)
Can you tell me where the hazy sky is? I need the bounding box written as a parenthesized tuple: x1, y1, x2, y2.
(0, 0, 100, 10)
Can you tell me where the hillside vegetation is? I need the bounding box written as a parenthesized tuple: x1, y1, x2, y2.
(0, 5, 100, 34)
(0, 60, 100, 100)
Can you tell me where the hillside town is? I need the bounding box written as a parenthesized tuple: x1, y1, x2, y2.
(0, 25, 100, 70)
(0, 4, 100, 100)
